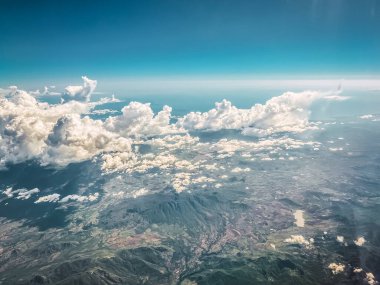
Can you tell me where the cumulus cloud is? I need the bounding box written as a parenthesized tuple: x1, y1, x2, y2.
(284, 235, 313, 247)
(2, 187, 13, 198)
(0, 80, 136, 168)
(62, 76, 97, 102)
(352, 268, 377, 285)
(196, 137, 320, 155)
(16, 188, 40, 200)
(329, 147, 344, 152)
(131, 188, 148, 198)
(170, 173, 219, 193)
(34, 193, 60, 203)
(0, 77, 343, 170)
(60, 192, 99, 203)
(100, 135, 320, 176)
(231, 167, 250, 173)
(358, 114, 380, 122)
(0, 88, 93, 167)
(354, 236, 366, 246)
(177, 90, 342, 136)
(336, 236, 344, 243)
(359, 114, 374, 119)
(323, 94, 350, 101)
(41, 114, 131, 166)
(148, 134, 199, 150)
(365, 272, 377, 285)
(171, 172, 191, 193)
(105, 102, 180, 138)
(2, 187, 40, 200)
(328, 263, 345, 274)
(103, 152, 182, 174)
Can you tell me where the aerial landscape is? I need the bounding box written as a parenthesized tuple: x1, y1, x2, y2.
(0, 1, 379, 284)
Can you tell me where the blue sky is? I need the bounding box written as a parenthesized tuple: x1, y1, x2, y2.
(0, 0, 379, 85)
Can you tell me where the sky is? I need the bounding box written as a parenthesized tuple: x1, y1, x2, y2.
(0, 0, 379, 86)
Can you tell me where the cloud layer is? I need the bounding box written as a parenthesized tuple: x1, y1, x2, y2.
(0, 77, 344, 169)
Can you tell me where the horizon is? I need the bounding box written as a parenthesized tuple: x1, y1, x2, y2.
(3, 76, 380, 95)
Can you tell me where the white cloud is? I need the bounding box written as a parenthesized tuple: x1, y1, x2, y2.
(329, 147, 343, 152)
(3, 188, 40, 200)
(324, 95, 350, 101)
(0, 86, 18, 97)
(177, 90, 342, 136)
(148, 134, 199, 150)
(231, 167, 250, 173)
(171, 172, 191, 193)
(359, 114, 374, 119)
(0, 77, 342, 171)
(60, 192, 99, 203)
(352, 269, 377, 285)
(62, 76, 97, 102)
(29, 86, 61, 97)
(101, 152, 191, 174)
(0, 88, 91, 167)
(41, 114, 131, 166)
(328, 263, 345, 274)
(196, 137, 319, 155)
(34, 193, 60, 203)
(105, 102, 181, 138)
(131, 188, 148, 198)
(87, 193, 99, 201)
(284, 235, 313, 247)
(0, 81, 135, 168)
(365, 272, 377, 285)
(100, 135, 320, 175)
(16, 188, 40, 200)
(192, 176, 216, 184)
(2, 187, 13, 198)
(336, 236, 344, 243)
(354, 236, 366, 246)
